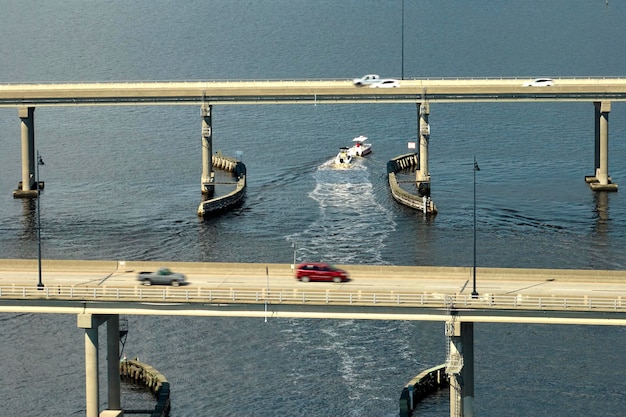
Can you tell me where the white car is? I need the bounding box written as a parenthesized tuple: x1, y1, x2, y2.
(353, 74, 380, 86)
(370, 79, 400, 88)
(523, 78, 554, 87)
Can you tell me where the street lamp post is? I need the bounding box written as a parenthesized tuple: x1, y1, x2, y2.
(472, 157, 480, 298)
(401, 0, 405, 80)
(36, 151, 45, 289)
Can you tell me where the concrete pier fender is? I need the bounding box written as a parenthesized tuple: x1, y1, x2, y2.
(399, 364, 449, 416)
(385, 101, 436, 214)
(387, 153, 437, 215)
(120, 358, 171, 417)
(197, 154, 246, 217)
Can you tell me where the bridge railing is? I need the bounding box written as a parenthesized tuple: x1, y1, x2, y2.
(0, 285, 624, 313)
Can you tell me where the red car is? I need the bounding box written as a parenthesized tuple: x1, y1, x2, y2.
(295, 262, 349, 283)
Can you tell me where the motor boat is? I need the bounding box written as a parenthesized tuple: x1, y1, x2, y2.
(334, 147, 353, 166)
(347, 135, 372, 157)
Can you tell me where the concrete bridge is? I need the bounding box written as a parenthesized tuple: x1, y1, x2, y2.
(3, 77, 624, 216)
(2, 78, 626, 106)
(1, 259, 626, 417)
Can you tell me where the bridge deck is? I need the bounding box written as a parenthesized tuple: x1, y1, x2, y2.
(2, 78, 626, 106)
(1, 260, 625, 325)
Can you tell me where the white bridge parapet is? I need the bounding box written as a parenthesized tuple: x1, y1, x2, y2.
(2, 285, 625, 319)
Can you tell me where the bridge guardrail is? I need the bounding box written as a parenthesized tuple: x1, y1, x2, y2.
(4, 76, 626, 86)
(0, 285, 624, 313)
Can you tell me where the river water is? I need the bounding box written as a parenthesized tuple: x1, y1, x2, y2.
(1, 1, 626, 416)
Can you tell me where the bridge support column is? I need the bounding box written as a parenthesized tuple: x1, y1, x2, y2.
(106, 315, 122, 411)
(201, 103, 215, 197)
(13, 107, 38, 198)
(416, 102, 436, 214)
(586, 101, 617, 191)
(80, 314, 100, 417)
(78, 314, 123, 417)
(447, 320, 475, 417)
(416, 102, 430, 188)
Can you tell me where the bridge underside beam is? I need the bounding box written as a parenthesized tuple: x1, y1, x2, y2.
(44, 302, 626, 326)
(3, 91, 626, 107)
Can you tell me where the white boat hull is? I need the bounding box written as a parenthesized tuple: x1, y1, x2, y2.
(347, 136, 372, 157)
(334, 154, 353, 166)
(348, 143, 372, 157)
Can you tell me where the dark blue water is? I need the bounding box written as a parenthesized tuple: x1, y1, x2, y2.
(1, 1, 626, 415)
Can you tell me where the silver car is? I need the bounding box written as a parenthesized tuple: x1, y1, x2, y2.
(137, 267, 186, 286)
(353, 74, 380, 86)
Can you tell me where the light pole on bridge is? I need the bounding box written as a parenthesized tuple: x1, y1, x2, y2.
(401, 0, 405, 80)
(36, 151, 45, 290)
(472, 157, 480, 298)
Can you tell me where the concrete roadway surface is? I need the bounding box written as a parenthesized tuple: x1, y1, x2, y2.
(1, 259, 626, 299)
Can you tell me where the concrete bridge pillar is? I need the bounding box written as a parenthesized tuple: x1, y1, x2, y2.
(586, 101, 618, 191)
(201, 103, 215, 197)
(78, 314, 123, 417)
(447, 320, 475, 417)
(415, 102, 437, 214)
(79, 314, 100, 417)
(106, 315, 122, 411)
(13, 107, 37, 197)
(416, 102, 431, 194)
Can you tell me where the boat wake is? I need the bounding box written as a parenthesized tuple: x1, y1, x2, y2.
(287, 159, 396, 265)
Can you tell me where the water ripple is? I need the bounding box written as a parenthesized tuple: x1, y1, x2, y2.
(287, 159, 396, 265)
